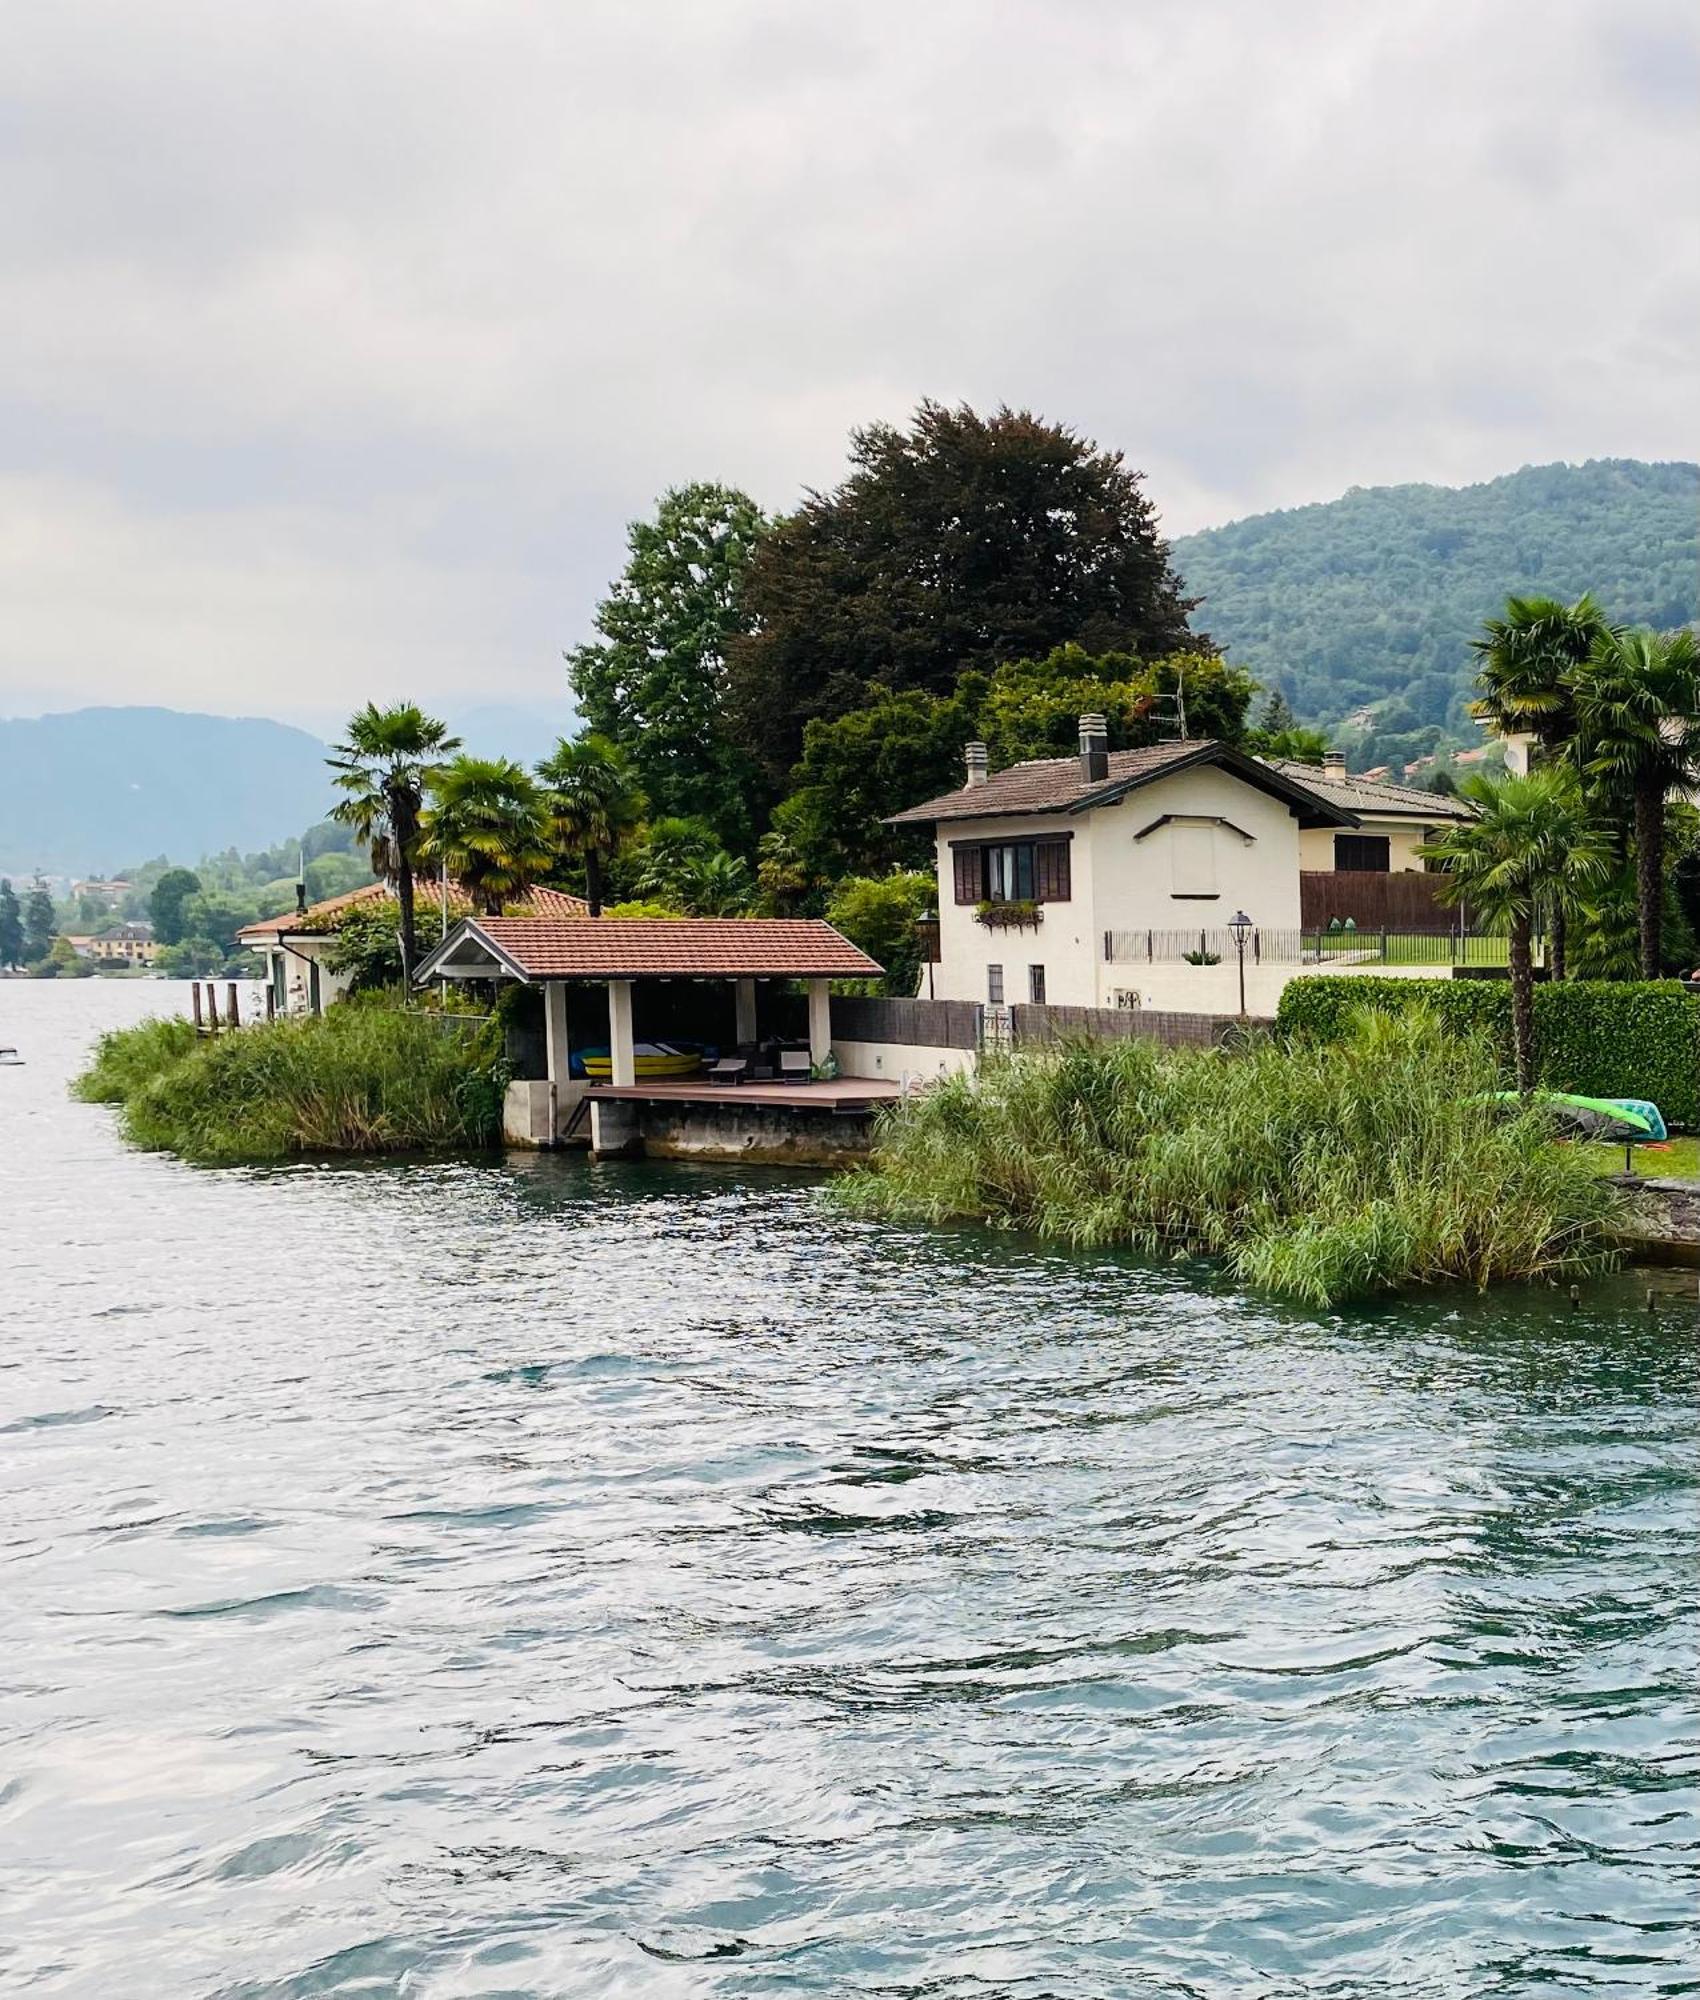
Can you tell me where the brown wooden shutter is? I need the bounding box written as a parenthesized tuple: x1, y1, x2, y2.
(953, 844, 980, 904)
(1036, 840, 1071, 902)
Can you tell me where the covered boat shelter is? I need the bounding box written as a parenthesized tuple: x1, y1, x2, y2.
(414, 915, 894, 1155)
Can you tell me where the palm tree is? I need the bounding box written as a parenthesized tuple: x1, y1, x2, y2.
(1468, 593, 1610, 764)
(417, 756, 553, 915)
(536, 735, 646, 917)
(1426, 767, 1610, 1092)
(327, 703, 459, 986)
(673, 849, 756, 915)
(1573, 627, 1700, 977)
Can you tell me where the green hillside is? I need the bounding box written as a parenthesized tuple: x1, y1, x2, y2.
(1172, 459, 1698, 746)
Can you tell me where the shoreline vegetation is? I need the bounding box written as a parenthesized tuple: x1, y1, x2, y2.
(73, 1000, 505, 1162)
(837, 1012, 1620, 1307)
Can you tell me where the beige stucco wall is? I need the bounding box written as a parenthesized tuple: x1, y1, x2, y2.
(1108, 956, 1453, 1016)
(930, 809, 1098, 1007)
(262, 937, 352, 1016)
(834, 1039, 976, 1083)
(1298, 820, 1442, 872)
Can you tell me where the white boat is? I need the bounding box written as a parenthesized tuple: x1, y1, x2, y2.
(0, 1047, 22, 1066)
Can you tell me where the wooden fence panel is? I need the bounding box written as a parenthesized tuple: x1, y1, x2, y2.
(831, 995, 982, 1049)
(1301, 870, 1456, 932)
(1010, 1003, 1261, 1049)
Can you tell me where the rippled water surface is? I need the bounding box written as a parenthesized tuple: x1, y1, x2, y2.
(3, 981, 1698, 1997)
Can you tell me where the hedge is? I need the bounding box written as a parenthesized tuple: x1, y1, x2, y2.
(1275, 976, 1700, 1128)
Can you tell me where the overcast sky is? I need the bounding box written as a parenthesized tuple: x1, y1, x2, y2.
(2, 0, 1694, 733)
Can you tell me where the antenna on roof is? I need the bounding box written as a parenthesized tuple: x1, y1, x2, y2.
(1148, 665, 1188, 741)
(295, 845, 307, 918)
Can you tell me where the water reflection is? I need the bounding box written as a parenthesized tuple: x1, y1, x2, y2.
(1, 982, 1695, 1996)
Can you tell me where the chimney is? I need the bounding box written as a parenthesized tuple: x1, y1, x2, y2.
(964, 741, 989, 787)
(1079, 713, 1109, 784)
(1322, 750, 1347, 779)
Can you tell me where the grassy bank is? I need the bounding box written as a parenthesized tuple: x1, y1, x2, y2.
(838, 1012, 1619, 1306)
(75, 1000, 506, 1162)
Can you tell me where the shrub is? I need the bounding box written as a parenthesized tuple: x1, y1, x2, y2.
(1276, 975, 1700, 1126)
(838, 1011, 1618, 1307)
(73, 999, 506, 1161)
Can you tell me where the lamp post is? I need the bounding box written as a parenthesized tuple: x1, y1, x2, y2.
(1227, 909, 1252, 1019)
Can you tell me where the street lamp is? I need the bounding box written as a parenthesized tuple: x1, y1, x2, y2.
(1227, 909, 1253, 1018)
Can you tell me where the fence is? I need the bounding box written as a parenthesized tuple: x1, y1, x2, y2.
(1104, 928, 1518, 968)
(833, 993, 1261, 1054)
(1300, 870, 1457, 933)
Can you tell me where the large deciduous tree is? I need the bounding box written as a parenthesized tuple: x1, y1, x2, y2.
(149, 867, 202, 946)
(328, 703, 460, 988)
(726, 401, 1201, 780)
(568, 483, 766, 847)
(418, 757, 553, 916)
(535, 734, 646, 917)
(1574, 626, 1700, 977)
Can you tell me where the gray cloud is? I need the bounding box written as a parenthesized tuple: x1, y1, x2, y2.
(2, 0, 1695, 727)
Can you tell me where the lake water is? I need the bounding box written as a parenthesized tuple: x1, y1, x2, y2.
(2, 980, 1697, 1998)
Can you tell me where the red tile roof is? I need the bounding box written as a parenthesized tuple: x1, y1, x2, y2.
(239, 881, 588, 941)
(434, 917, 882, 980)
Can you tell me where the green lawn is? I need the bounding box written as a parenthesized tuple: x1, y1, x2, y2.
(1315, 933, 1511, 967)
(1580, 1135, 1700, 1180)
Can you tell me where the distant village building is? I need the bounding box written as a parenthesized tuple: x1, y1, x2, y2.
(85, 921, 158, 965)
(71, 879, 133, 908)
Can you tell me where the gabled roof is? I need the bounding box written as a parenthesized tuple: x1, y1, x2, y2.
(415, 916, 882, 983)
(885, 738, 1356, 829)
(1262, 759, 1475, 822)
(239, 881, 588, 942)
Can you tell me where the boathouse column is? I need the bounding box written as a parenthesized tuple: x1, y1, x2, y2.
(806, 978, 832, 1069)
(734, 977, 758, 1046)
(543, 981, 570, 1087)
(608, 979, 637, 1088)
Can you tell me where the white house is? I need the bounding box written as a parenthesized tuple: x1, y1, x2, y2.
(1274, 753, 1473, 873)
(887, 717, 1471, 1017)
(239, 881, 589, 1016)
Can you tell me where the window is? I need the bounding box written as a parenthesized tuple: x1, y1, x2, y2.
(1028, 964, 1046, 1004)
(1335, 833, 1391, 873)
(951, 837, 1071, 905)
(987, 963, 1004, 1004)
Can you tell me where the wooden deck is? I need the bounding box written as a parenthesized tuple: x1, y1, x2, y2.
(585, 1075, 903, 1112)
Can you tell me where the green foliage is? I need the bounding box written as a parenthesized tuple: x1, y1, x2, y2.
(149, 866, 202, 945)
(322, 900, 447, 992)
(727, 400, 1199, 779)
(419, 756, 553, 914)
(1171, 459, 1699, 735)
(1275, 975, 1700, 1128)
(156, 937, 226, 977)
(73, 999, 506, 1161)
(0, 878, 22, 969)
(624, 817, 754, 914)
(567, 482, 766, 845)
(181, 888, 262, 953)
(536, 733, 646, 915)
(824, 873, 934, 997)
(48, 935, 94, 978)
(838, 1012, 1617, 1306)
(23, 878, 56, 962)
(974, 900, 1042, 930)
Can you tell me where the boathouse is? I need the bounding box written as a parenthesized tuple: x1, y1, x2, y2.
(413, 915, 900, 1161)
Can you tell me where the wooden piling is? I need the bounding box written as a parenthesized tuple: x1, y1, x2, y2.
(191, 983, 203, 1031)
(265, 983, 276, 1021)
(227, 982, 240, 1030)
(205, 982, 219, 1030)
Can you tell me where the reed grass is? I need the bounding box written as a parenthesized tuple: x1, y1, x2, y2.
(838, 1011, 1619, 1305)
(74, 999, 506, 1162)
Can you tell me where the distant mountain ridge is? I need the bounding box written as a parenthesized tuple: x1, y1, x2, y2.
(0, 707, 335, 877)
(1171, 458, 1699, 737)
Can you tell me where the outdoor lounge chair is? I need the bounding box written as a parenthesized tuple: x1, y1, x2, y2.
(778, 1049, 813, 1082)
(708, 1057, 749, 1086)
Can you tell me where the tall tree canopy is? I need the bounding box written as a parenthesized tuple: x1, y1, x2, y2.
(0, 879, 23, 969)
(568, 483, 766, 848)
(148, 867, 202, 946)
(727, 402, 1200, 780)
(536, 734, 646, 917)
(418, 757, 553, 916)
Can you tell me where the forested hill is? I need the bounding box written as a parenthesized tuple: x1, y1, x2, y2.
(0, 707, 334, 876)
(1171, 459, 1699, 735)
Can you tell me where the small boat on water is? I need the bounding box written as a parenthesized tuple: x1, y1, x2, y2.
(0, 1046, 23, 1066)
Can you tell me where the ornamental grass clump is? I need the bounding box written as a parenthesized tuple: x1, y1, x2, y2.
(74, 998, 505, 1162)
(838, 1011, 1618, 1306)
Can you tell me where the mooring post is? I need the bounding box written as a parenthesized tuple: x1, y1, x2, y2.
(226, 981, 239, 1029)
(205, 982, 219, 1030)
(191, 983, 203, 1031)
(265, 982, 275, 1021)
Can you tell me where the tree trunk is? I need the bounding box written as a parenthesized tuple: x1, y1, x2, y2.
(1635, 771, 1663, 978)
(392, 789, 418, 992)
(586, 849, 604, 918)
(1509, 912, 1536, 1096)
(1550, 903, 1567, 982)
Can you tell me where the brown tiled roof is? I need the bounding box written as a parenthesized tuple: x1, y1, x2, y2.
(1263, 759, 1475, 821)
(885, 739, 1355, 828)
(431, 917, 882, 980)
(238, 881, 588, 941)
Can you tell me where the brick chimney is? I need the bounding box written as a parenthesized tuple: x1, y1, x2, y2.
(1322, 750, 1347, 778)
(1079, 713, 1109, 784)
(964, 741, 989, 787)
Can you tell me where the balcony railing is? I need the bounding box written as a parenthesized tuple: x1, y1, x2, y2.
(1105, 927, 1519, 968)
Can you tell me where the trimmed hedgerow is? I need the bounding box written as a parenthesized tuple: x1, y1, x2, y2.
(1275, 975, 1700, 1127)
